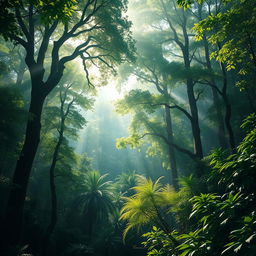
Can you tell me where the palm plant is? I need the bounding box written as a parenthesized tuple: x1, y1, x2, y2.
(74, 171, 116, 239)
(120, 176, 178, 238)
(114, 171, 138, 199)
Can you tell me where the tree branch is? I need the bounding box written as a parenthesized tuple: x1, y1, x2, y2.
(37, 21, 58, 65)
(11, 35, 28, 48)
(144, 64, 165, 94)
(140, 132, 196, 159)
(195, 80, 223, 96)
(15, 7, 29, 40)
(160, 0, 184, 51)
(195, 89, 204, 102)
(72, 24, 103, 37)
(81, 58, 94, 87)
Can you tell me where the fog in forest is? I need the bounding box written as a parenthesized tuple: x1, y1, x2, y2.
(0, 0, 255, 256)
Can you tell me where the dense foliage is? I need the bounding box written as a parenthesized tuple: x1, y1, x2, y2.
(139, 114, 256, 256)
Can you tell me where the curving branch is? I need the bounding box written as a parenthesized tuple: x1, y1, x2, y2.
(133, 70, 157, 85)
(139, 132, 196, 159)
(72, 24, 103, 37)
(11, 35, 28, 48)
(145, 64, 165, 94)
(81, 58, 94, 87)
(165, 103, 193, 121)
(195, 79, 223, 96)
(195, 89, 204, 102)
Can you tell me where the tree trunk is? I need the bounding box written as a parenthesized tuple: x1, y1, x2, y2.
(186, 77, 203, 159)
(40, 88, 72, 255)
(1, 87, 45, 253)
(164, 106, 179, 190)
(182, 21, 203, 160)
(41, 130, 63, 256)
(219, 60, 236, 152)
(211, 88, 227, 148)
(161, 2, 203, 161)
(203, 36, 227, 149)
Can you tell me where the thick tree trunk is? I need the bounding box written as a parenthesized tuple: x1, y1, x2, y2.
(1, 87, 45, 253)
(164, 106, 179, 190)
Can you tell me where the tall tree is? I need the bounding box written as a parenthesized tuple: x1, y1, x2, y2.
(159, 0, 203, 158)
(130, 0, 204, 158)
(188, 2, 227, 149)
(0, 0, 134, 252)
(41, 80, 92, 256)
(116, 41, 183, 189)
(116, 41, 203, 186)
(190, 1, 236, 151)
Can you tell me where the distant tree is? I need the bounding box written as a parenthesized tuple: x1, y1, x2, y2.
(116, 87, 198, 186)
(128, 0, 205, 161)
(116, 37, 210, 186)
(0, 0, 134, 251)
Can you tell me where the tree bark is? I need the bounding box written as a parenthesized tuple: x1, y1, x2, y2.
(182, 14, 203, 159)
(164, 106, 179, 190)
(218, 48, 236, 152)
(160, 0, 203, 165)
(1, 85, 45, 253)
(202, 36, 227, 149)
(41, 130, 63, 256)
(186, 76, 203, 159)
(183, 44, 203, 159)
(41, 86, 74, 255)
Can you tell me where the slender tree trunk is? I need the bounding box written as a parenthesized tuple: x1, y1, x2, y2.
(41, 87, 73, 255)
(186, 76, 203, 159)
(1, 86, 45, 253)
(211, 88, 227, 148)
(161, 1, 203, 162)
(203, 36, 227, 149)
(41, 130, 63, 256)
(164, 106, 178, 190)
(218, 55, 236, 151)
(182, 21, 203, 159)
(222, 88, 236, 151)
